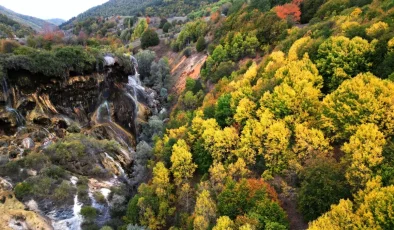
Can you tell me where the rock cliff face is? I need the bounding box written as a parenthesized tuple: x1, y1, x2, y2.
(0, 55, 158, 142)
(0, 55, 163, 229)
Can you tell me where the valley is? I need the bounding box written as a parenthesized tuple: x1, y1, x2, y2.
(1, 0, 394, 229)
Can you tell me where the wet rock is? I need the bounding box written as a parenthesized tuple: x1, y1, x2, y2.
(31, 129, 47, 142)
(22, 138, 35, 149)
(0, 140, 8, 148)
(7, 146, 21, 159)
(0, 108, 18, 135)
(0, 155, 9, 166)
(16, 97, 36, 114)
(33, 115, 51, 126)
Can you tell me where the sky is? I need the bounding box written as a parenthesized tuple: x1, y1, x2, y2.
(1, 0, 109, 20)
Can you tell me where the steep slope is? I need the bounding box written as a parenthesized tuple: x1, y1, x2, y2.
(0, 5, 54, 31)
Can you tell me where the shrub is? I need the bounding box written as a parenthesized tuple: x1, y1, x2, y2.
(162, 22, 171, 33)
(43, 165, 67, 179)
(14, 182, 32, 199)
(183, 47, 192, 57)
(93, 191, 106, 204)
(141, 29, 160, 49)
(0, 40, 20, 53)
(81, 206, 98, 224)
(54, 180, 74, 201)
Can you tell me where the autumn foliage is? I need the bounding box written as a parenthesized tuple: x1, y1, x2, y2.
(275, 0, 302, 22)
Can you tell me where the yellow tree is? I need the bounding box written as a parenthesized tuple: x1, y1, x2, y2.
(138, 162, 174, 229)
(210, 127, 239, 163)
(309, 177, 394, 230)
(152, 162, 171, 198)
(342, 123, 386, 191)
(237, 109, 275, 165)
(234, 98, 256, 125)
(209, 162, 228, 195)
(170, 139, 197, 186)
(213, 216, 235, 230)
(288, 37, 311, 61)
(308, 199, 359, 230)
(321, 73, 394, 141)
(293, 123, 331, 166)
(193, 190, 217, 230)
(264, 120, 292, 174)
(228, 158, 251, 181)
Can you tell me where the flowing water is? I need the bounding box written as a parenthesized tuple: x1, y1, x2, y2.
(96, 101, 112, 122)
(50, 177, 83, 230)
(104, 152, 126, 176)
(2, 78, 25, 127)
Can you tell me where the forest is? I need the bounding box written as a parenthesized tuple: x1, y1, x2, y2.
(0, 0, 394, 229)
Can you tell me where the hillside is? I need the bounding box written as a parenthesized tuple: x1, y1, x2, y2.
(0, 5, 54, 31)
(61, 0, 220, 28)
(46, 18, 66, 26)
(1, 0, 394, 229)
(0, 13, 35, 38)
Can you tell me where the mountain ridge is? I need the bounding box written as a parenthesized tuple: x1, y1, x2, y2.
(0, 5, 55, 31)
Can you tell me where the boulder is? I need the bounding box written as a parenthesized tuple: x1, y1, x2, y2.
(22, 138, 35, 149)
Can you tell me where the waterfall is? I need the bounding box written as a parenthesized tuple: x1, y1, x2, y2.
(2, 78, 25, 127)
(50, 177, 83, 230)
(127, 56, 144, 141)
(88, 187, 110, 226)
(103, 152, 125, 176)
(96, 101, 111, 122)
(6, 107, 25, 127)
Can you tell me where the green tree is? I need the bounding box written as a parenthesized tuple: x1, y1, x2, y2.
(250, 0, 271, 12)
(215, 93, 233, 128)
(135, 50, 156, 78)
(141, 28, 160, 49)
(196, 36, 206, 52)
(162, 22, 171, 33)
(132, 18, 148, 40)
(298, 157, 350, 222)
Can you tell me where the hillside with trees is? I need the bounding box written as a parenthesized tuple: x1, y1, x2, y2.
(1, 0, 394, 229)
(0, 13, 35, 38)
(0, 5, 55, 31)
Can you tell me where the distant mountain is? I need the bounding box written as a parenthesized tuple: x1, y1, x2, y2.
(46, 18, 66, 26)
(0, 5, 55, 31)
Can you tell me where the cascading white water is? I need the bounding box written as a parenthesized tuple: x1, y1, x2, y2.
(2, 78, 25, 127)
(96, 101, 111, 122)
(127, 55, 144, 141)
(104, 152, 125, 176)
(50, 177, 83, 230)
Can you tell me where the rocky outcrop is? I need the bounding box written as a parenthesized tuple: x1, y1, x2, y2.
(0, 56, 159, 146)
(0, 190, 53, 230)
